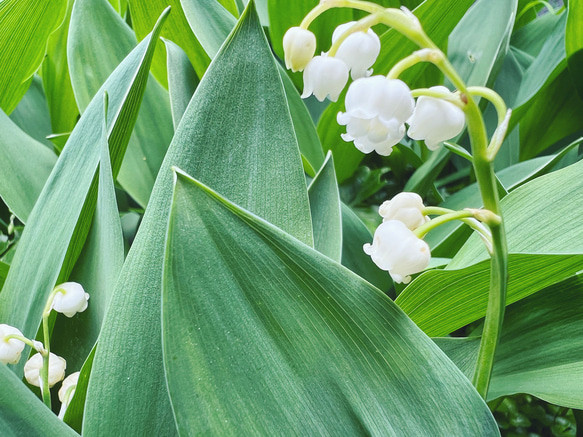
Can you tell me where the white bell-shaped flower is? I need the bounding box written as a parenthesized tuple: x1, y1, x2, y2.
(0, 324, 26, 365)
(58, 371, 80, 419)
(363, 220, 430, 284)
(332, 21, 381, 79)
(337, 76, 414, 155)
(283, 27, 317, 72)
(379, 192, 429, 231)
(301, 55, 349, 102)
(52, 282, 89, 318)
(24, 352, 66, 388)
(407, 86, 466, 150)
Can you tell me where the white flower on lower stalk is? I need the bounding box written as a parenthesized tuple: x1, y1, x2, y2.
(407, 85, 465, 150)
(283, 27, 317, 72)
(301, 55, 349, 102)
(363, 220, 430, 284)
(52, 282, 89, 318)
(24, 352, 66, 388)
(379, 192, 429, 231)
(58, 371, 80, 419)
(337, 76, 414, 155)
(332, 21, 381, 79)
(0, 324, 26, 365)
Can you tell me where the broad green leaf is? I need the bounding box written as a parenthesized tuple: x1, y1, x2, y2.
(162, 170, 499, 436)
(318, 0, 473, 183)
(511, 10, 563, 58)
(565, 1, 583, 99)
(0, 0, 67, 114)
(341, 203, 392, 293)
(396, 253, 583, 337)
(68, 0, 173, 207)
(0, 12, 169, 377)
(0, 261, 8, 290)
(130, 0, 211, 85)
(0, 364, 78, 437)
(63, 346, 96, 433)
(9, 76, 53, 148)
(84, 5, 312, 435)
(449, 159, 583, 269)
(0, 109, 57, 223)
(163, 39, 199, 130)
(42, 0, 79, 135)
(308, 152, 342, 261)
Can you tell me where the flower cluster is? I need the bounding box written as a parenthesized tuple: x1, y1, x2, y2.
(364, 193, 431, 284)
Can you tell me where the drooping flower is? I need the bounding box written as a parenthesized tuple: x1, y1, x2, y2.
(301, 55, 349, 102)
(332, 21, 381, 79)
(283, 27, 317, 72)
(363, 220, 430, 284)
(379, 192, 429, 231)
(407, 86, 465, 150)
(52, 282, 89, 318)
(58, 371, 80, 419)
(337, 76, 414, 155)
(0, 324, 26, 365)
(24, 352, 66, 388)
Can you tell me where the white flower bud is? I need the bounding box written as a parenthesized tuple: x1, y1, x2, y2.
(407, 86, 465, 150)
(301, 55, 349, 102)
(378, 192, 429, 230)
(283, 27, 317, 72)
(363, 220, 430, 284)
(0, 324, 26, 365)
(58, 371, 80, 419)
(24, 352, 66, 388)
(337, 76, 414, 155)
(332, 22, 381, 79)
(52, 282, 89, 318)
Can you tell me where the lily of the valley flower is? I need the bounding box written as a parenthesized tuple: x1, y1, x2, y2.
(24, 352, 66, 388)
(58, 371, 80, 419)
(332, 21, 381, 79)
(283, 27, 317, 72)
(407, 86, 466, 150)
(52, 282, 89, 318)
(301, 55, 349, 102)
(0, 324, 26, 365)
(337, 76, 414, 155)
(379, 192, 429, 230)
(363, 220, 430, 284)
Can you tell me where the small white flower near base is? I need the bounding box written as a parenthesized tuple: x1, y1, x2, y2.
(332, 21, 381, 79)
(301, 55, 349, 102)
(24, 352, 66, 388)
(363, 220, 430, 284)
(379, 192, 429, 231)
(407, 86, 465, 150)
(337, 76, 414, 155)
(52, 282, 89, 318)
(283, 27, 317, 72)
(58, 371, 80, 419)
(0, 324, 26, 365)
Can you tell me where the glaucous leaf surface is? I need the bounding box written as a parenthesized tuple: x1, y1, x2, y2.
(83, 5, 312, 435)
(162, 170, 499, 436)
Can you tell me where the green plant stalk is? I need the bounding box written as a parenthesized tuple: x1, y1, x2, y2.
(39, 287, 60, 409)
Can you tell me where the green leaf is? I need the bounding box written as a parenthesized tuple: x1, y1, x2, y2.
(0, 109, 57, 223)
(0, 10, 169, 377)
(0, 260, 8, 290)
(62, 346, 96, 433)
(565, 1, 583, 99)
(308, 152, 342, 261)
(163, 39, 199, 130)
(0, 364, 78, 437)
(130, 0, 211, 85)
(396, 253, 583, 337)
(161, 169, 499, 435)
(340, 203, 392, 293)
(68, 0, 174, 207)
(0, 0, 68, 114)
(83, 5, 312, 434)
(404, 147, 450, 193)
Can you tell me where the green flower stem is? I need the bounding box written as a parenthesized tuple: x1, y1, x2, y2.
(466, 86, 507, 124)
(414, 210, 474, 239)
(422, 207, 493, 248)
(328, 13, 382, 57)
(410, 88, 465, 109)
(3, 334, 40, 351)
(38, 287, 60, 409)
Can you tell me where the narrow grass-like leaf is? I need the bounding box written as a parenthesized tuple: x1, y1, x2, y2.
(0, 0, 67, 114)
(162, 170, 498, 436)
(0, 12, 169, 377)
(83, 5, 312, 435)
(0, 109, 57, 223)
(308, 152, 342, 261)
(69, 0, 173, 207)
(0, 261, 8, 290)
(396, 253, 583, 337)
(0, 364, 78, 436)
